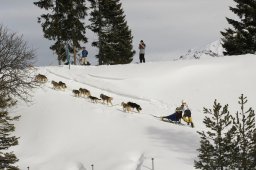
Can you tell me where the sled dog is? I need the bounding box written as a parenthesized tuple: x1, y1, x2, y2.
(79, 88, 91, 97)
(35, 74, 48, 83)
(72, 89, 80, 97)
(127, 102, 142, 113)
(58, 81, 67, 90)
(51, 81, 66, 90)
(121, 102, 132, 113)
(100, 94, 113, 105)
(88, 95, 101, 103)
(51, 81, 62, 90)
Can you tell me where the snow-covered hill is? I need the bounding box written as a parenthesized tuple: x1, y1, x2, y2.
(179, 40, 224, 60)
(13, 54, 256, 170)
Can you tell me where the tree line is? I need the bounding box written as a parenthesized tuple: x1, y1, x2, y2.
(34, 0, 135, 65)
(33, 0, 256, 65)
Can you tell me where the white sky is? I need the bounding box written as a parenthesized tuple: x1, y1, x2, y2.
(0, 0, 234, 66)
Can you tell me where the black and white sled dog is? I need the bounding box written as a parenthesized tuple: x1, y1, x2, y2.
(127, 102, 142, 113)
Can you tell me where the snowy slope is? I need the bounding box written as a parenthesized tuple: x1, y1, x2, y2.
(12, 54, 256, 170)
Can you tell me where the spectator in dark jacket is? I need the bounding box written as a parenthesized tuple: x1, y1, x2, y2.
(81, 47, 88, 65)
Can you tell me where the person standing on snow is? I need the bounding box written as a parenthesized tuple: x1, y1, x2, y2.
(139, 40, 146, 63)
(81, 47, 88, 65)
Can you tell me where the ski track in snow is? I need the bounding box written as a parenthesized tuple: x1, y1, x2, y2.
(44, 68, 192, 118)
(45, 68, 170, 107)
(42, 69, 157, 116)
(136, 153, 145, 170)
(136, 153, 154, 170)
(88, 73, 126, 80)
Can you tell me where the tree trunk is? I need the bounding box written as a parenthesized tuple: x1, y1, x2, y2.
(73, 46, 76, 65)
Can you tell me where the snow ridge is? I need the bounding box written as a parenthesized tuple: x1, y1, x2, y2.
(179, 40, 224, 60)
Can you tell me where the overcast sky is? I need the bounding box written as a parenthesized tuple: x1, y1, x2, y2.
(0, 0, 234, 66)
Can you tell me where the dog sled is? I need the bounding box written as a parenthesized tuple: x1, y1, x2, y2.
(150, 114, 194, 128)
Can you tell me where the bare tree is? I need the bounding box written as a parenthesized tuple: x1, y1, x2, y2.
(0, 24, 36, 101)
(0, 24, 36, 169)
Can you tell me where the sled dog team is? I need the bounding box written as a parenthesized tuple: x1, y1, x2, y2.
(35, 74, 194, 127)
(35, 73, 142, 113)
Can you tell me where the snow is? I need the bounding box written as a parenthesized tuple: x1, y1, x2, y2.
(179, 40, 224, 59)
(12, 54, 256, 170)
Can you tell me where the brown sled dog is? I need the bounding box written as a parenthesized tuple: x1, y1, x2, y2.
(35, 74, 48, 83)
(79, 88, 91, 97)
(58, 81, 67, 90)
(51, 81, 62, 90)
(100, 94, 113, 105)
(51, 81, 66, 90)
(121, 102, 132, 113)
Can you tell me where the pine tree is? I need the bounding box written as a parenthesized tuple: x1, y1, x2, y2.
(251, 131, 256, 168)
(34, 0, 88, 65)
(232, 94, 256, 169)
(0, 97, 20, 170)
(89, 0, 135, 65)
(221, 0, 256, 55)
(194, 100, 236, 170)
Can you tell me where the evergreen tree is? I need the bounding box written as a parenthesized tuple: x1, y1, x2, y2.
(221, 0, 256, 55)
(195, 95, 256, 170)
(89, 0, 135, 65)
(251, 131, 256, 168)
(232, 94, 256, 169)
(34, 0, 88, 65)
(194, 100, 236, 170)
(0, 97, 20, 170)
